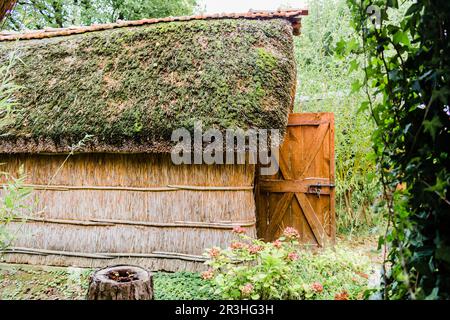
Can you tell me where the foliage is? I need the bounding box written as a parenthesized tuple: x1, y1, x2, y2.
(4, 0, 198, 30)
(0, 167, 33, 252)
(293, 244, 371, 300)
(294, 0, 383, 234)
(0, 265, 214, 300)
(202, 227, 371, 300)
(153, 272, 214, 300)
(344, 0, 450, 299)
(0, 50, 33, 253)
(0, 265, 92, 299)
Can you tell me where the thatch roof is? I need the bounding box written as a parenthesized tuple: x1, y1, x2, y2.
(0, 10, 305, 154)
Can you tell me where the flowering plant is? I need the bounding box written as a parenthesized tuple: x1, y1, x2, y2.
(202, 227, 320, 300)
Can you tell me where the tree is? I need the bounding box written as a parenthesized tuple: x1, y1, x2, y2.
(4, 0, 198, 30)
(345, 0, 450, 299)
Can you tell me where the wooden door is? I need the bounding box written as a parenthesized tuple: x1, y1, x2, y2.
(256, 112, 335, 246)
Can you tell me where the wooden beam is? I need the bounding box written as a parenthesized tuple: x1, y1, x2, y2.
(265, 192, 294, 240)
(259, 179, 332, 194)
(294, 193, 327, 246)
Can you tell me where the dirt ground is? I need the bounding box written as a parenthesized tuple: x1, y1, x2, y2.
(0, 235, 383, 300)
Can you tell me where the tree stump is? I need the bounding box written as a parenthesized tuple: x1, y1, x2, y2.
(86, 265, 153, 300)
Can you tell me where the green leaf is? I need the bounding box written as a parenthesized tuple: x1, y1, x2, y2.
(351, 80, 363, 93)
(405, 3, 422, 16)
(358, 101, 370, 113)
(423, 116, 443, 141)
(348, 59, 360, 73)
(387, 0, 399, 9)
(393, 31, 410, 46)
(4, 196, 13, 209)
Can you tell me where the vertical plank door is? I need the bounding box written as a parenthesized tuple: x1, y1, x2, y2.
(256, 112, 335, 246)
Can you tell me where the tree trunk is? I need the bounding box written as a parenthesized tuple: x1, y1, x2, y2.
(87, 265, 153, 300)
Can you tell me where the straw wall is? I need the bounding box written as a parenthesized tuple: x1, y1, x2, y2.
(0, 153, 256, 271)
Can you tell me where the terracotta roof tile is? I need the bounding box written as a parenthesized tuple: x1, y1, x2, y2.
(0, 8, 307, 41)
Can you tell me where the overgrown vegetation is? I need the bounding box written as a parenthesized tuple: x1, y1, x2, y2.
(0, 233, 378, 300)
(295, 0, 383, 235)
(202, 227, 371, 300)
(344, 0, 450, 299)
(0, 51, 33, 253)
(0, 168, 33, 252)
(0, 264, 215, 300)
(0, 19, 295, 153)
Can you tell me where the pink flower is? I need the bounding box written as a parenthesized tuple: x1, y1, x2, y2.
(287, 252, 299, 261)
(311, 282, 323, 293)
(208, 247, 221, 258)
(232, 226, 246, 234)
(283, 227, 300, 239)
(272, 239, 282, 249)
(241, 283, 254, 296)
(230, 241, 246, 250)
(201, 269, 214, 280)
(334, 291, 349, 300)
(248, 245, 263, 254)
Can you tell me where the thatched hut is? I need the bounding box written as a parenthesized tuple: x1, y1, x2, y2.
(0, 10, 306, 271)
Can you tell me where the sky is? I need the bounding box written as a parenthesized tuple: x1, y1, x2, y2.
(201, 0, 308, 14)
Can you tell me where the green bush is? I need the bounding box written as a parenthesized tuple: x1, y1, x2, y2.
(202, 227, 370, 300)
(0, 167, 33, 251)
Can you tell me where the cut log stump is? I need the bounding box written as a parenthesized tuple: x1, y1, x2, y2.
(86, 265, 153, 300)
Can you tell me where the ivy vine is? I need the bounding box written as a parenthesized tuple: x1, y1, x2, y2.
(342, 0, 450, 299)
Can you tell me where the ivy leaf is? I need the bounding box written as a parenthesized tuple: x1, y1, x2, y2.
(405, 3, 422, 16)
(351, 80, 362, 93)
(425, 176, 447, 196)
(358, 101, 370, 113)
(423, 116, 443, 141)
(346, 38, 359, 54)
(387, 0, 399, 9)
(436, 246, 450, 264)
(425, 288, 440, 300)
(348, 59, 359, 73)
(393, 31, 410, 46)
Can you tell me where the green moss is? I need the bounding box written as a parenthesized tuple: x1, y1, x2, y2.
(256, 47, 278, 71)
(0, 18, 296, 150)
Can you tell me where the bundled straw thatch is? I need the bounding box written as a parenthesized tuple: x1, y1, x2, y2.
(0, 153, 256, 271)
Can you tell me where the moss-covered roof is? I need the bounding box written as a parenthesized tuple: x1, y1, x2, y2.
(0, 18, 297, 153)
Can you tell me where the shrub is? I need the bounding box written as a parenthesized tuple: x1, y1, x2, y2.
(202, 227, 371, 300)
(0, 167, 33, 251)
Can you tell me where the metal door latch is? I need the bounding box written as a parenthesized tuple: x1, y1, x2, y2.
(308, 182, 335, 198)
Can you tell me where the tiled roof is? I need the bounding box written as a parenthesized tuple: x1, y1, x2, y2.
(0, 8, 308, 41)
